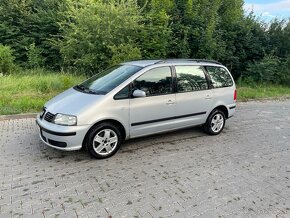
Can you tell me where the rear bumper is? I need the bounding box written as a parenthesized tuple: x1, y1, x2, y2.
(227, 104, 236, 118)
(36, 115, 89, 151)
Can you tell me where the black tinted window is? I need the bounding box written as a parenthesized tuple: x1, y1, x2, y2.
(114, 85, 130, 100)
(206, 66, 233, 88)
(176, 66, 208, 92)
(134, 67, 172, 96)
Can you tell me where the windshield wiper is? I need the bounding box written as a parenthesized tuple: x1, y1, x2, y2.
(75, 84, 86, 91)
(75, 84, 93, 93)
(86, 90, 107, 95)
(75, 85, 105, 95)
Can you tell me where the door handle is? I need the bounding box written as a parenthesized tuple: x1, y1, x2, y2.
(166, 100, 175, 105)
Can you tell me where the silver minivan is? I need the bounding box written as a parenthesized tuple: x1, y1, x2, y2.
(36, 59, 236, 159)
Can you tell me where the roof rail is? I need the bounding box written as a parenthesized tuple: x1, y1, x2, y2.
(157, 59, 222, 65)
(186, 59, 222, 65)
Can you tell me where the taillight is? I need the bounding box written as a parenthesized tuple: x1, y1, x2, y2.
(234, 89, 237, 101)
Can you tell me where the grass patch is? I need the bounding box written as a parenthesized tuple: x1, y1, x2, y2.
(0, 69, 85, 115)
(237, 84, 290, 101)
(1, 69, 290, 115)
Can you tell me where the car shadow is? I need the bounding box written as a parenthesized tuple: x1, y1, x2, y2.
(34, 125, 206, 161)
(121, 126, 206, 151)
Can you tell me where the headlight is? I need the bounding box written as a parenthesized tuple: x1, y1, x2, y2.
(53, 114, 77, 126)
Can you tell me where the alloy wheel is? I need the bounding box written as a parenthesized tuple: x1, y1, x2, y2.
(93, 129, 118, 156)
(211, 113, 224, 133)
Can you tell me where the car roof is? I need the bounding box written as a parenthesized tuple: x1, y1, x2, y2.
(122, 59, 223, 67)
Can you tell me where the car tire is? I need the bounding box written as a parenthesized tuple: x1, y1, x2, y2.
(203, 109, 226, 135)
(85, 122, 123, 159)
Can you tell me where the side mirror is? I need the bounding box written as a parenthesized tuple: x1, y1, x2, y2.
(132, 89, 146, 98)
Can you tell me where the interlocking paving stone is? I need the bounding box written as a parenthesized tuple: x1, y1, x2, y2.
(0, 100, 290, 217)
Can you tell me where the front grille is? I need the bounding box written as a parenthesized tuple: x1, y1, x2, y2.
(44, 112, 55, 122)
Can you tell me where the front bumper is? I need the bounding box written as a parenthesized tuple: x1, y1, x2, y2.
(36, 115, 90, 151)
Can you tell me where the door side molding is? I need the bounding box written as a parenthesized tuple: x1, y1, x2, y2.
(131, 111, 206, 126)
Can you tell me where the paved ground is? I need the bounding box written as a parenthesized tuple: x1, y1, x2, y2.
(0, 100, 290, 218)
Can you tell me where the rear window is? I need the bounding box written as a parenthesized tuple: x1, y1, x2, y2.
(206, 66, 233, 88)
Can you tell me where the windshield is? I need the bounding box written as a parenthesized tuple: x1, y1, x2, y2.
(75, 65, 142, 95)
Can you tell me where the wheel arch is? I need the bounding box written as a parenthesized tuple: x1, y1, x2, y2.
(82, 119, 127, 148)
(211, 105, 229, 119)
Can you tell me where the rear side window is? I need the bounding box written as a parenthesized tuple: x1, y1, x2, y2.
(134, 67, 173, 96)
(175, 66, 208, 92)
(206, 66, 233, 88)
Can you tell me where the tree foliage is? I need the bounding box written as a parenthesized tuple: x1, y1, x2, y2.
(0, 0, 66, 68)
(27, 43, 44, 68)
(58, 0, 142, 74)
(0, 44, 15, 75)
(0, 0, 289, 82)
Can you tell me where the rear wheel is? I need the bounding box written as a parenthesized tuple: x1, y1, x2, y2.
(86, 122, 123, 159)
(203, 109, 225, 135)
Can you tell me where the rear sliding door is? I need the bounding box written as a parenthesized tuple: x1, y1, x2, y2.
(174, 65, 213, 128)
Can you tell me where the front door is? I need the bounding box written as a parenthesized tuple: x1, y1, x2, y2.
(129, 66, 176, 138)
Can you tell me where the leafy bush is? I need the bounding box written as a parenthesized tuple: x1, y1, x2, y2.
(242, 54, 290, 85)
(0, 0, 289, 85)
(109, 44, 142, 66)
(27, 43, 45, 68)
(0, 0, 66, 68)
(244, 55, 280, 84)
(138, 1, 172, 59)
(279, 55, 290, 85)
(0, 44, 15, 75)
(58, 0, 142, 75)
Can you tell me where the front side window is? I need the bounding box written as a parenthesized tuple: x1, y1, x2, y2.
(176, 66, 208, 92)
(75, 65, 142, 95)
(206, 66, 233, 88)
(114, 85, 130, 100)
(133, 67, 172, 96)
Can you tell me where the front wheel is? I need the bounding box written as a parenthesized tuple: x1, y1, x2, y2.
(85, 122, 123, 159)
(203, 110, 226, 135)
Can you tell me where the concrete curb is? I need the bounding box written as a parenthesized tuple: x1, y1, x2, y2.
(238, 96, 290, 103)
(0, 113, 38, 121)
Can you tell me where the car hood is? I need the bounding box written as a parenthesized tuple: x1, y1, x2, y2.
(45, 88, 105, 116)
